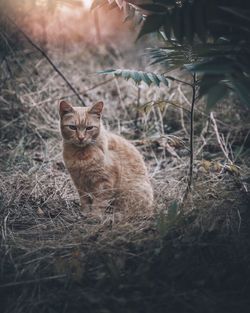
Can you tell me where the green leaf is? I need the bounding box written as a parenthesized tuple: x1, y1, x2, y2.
(148, 47, 194, 71)
(158, 75, 169, 86)
(147, 72, 161, 86)
(132, 71, 142, 84)
(186, 58, 234, 74)
(121, 70, 130, 80)
(140, 72, 153, 86)
(206, 83, 228, 111)
(137, 14, 165, 40)
(198, 74, 225, 98)
(230, 76, 250, 107)
(98, 69, 169, 87)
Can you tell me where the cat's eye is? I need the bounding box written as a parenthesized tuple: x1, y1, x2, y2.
(86, 126, 94, 131)
(68, 125, 77, 130)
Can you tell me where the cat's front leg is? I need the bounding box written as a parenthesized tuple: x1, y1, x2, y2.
(91, 181, 114, 212)
(78, 191, 92, 211)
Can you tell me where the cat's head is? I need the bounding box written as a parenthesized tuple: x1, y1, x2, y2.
(59, 100, 104, 147)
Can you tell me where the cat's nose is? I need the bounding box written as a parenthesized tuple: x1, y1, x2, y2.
(77, 133, 85, 141)
(78, 136, 84, 142)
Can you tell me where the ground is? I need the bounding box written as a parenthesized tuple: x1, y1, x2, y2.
(0, 38, 250, 313)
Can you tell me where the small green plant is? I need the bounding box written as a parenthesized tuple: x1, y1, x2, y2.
(93, 0, 250, 193)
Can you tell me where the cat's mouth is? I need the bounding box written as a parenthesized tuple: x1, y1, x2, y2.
(64, 139, 95, 148)
(75, 140, 94, 148)
(76, 141, 89, 147)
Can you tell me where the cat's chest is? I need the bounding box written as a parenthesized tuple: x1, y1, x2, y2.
(64, 150, 114, 190)
(63, 146, 112, 179)
(64, 145, 103, 164)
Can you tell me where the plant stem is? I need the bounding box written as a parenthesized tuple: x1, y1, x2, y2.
(164, 75, 193, 87)
(188, 73, 197, 190)
(134, 86, 141, 129)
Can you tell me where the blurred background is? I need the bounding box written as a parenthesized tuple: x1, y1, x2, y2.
(0, 0, 134, 48)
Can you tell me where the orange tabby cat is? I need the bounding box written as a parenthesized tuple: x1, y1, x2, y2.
(59, 100, 153, 213)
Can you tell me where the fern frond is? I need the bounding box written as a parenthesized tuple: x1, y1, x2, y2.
(98, 69, 169, 87)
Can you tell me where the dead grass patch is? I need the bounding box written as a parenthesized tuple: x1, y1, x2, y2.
(0, 43, 250, 313)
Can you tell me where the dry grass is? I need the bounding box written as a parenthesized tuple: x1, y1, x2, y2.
(0, 41, 250, 313)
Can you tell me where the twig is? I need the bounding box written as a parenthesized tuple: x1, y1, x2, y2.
(178, 84, 191, 107)
(147, 99, 191, 114)
(6, 15, 86, 106)
(167, 100, 191, 114)
(0, 274, 66, 288)
(179, 106, 189, 136)
(59, 78, 115, 101)
(156, 106, 165, 135)
(210, 112, 232, 163)
(134, 85, 141, 129)
(195, 118, 211, 157)
(165, 75, 193, 87)
(114, 78, 123, 108)
(237, 209, 242, 233)
(179, 73, 197, 209)
(188, 73, 197, 191)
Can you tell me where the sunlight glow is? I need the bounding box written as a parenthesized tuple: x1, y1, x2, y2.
(18, 0, 128, 46)
(35, 0, 93, 10)
(82, 0, 92, 9)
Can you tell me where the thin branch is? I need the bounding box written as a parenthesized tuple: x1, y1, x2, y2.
(167, 100, 191, 114)
(6, 15, 86, 106)
(210, 111, 232, 163)
(141, 99, 191, 115)
(0, 274, 66, 288)
(188, 73, 197, 191)
(59, 78, 115, 101)
(195, 118, 211, 157)
(180, 73, 197, 208)
(165, 76, 193, 87)
(179, 106, 189, 137)
(178, 84, 191, 107)
(134, 85, 141, 129)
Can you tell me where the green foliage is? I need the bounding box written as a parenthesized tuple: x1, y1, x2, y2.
(98, 69, 169, 86)
(206, 84, 229, 112)
(93, 0, 250, 109)
(148, 45, 198, 70)
(137, 14, 165, 39)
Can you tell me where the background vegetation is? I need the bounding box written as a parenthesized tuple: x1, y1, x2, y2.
(0, 1, 249, 312)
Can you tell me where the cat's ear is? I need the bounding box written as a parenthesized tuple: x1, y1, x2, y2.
(89, 101, 104, 117)
(59, 101, 74, 117)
